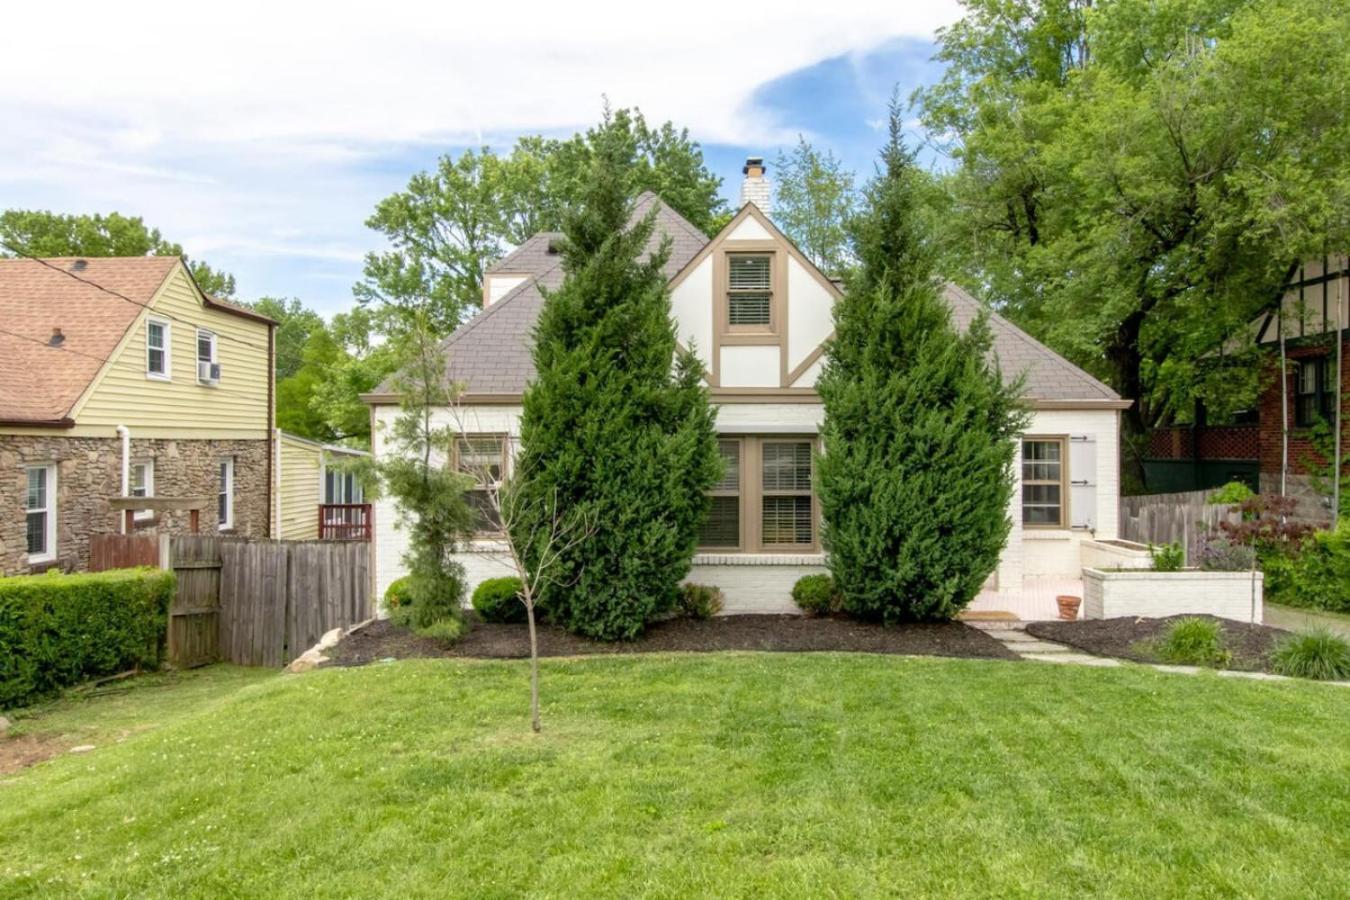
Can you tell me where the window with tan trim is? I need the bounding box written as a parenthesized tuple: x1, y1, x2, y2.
(726, 253, 773, 329)
(455, 435, 507, 532)
(699, 440, 742, 548)
(1022, 437, 1067, 527)
(698, 436, 818, 552)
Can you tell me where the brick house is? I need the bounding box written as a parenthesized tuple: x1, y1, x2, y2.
(1251, 255, 1349, 520)
(0, 256, 276, 574)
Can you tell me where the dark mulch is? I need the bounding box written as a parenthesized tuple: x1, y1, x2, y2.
(326, 615, 1020, 667)
(1027, 615, 1290, 672)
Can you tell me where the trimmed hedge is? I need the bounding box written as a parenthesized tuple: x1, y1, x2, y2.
(473, 577, 526, 624)
(0, 567, 175, 710)
(792, 574, 840, 617)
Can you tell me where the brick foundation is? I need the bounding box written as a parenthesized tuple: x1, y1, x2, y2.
(0, 435, 270, 575)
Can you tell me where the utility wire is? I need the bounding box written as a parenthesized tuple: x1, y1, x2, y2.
(0, 239, 274, 355)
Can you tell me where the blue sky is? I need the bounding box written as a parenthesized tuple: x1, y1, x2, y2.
(0, 3, 957, 317)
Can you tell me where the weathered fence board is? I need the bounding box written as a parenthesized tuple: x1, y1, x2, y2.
(162, 536, 371, 668)
(1119, 490, 1240, 563)
(88, 533, 160, 571)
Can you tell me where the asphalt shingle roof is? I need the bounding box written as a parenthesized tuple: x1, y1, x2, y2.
(0, 256, 179, 423)
(380, 194, 1119, 404)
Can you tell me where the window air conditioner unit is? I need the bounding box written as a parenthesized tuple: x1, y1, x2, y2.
(198, 361, 221, 383)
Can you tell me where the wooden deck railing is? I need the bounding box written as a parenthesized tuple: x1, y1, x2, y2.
(318, 503, 372, 541)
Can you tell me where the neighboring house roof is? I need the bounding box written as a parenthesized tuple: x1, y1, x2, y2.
(370, 193, 1121, 405)
(278, 429, 371, 457)
(0, 256, 180, 425)
(0, 255, 274, 426)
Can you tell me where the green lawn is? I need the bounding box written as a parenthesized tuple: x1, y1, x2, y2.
(2, 655, 1347, 898)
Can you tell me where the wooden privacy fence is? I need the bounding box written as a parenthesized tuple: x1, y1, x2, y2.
(89, 532, 160, 570)
(1119, 490, 1241, 562)
(90, 534, 370, 668)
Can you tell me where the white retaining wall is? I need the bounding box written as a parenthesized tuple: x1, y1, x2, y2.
(1082, 568, 1263, 623)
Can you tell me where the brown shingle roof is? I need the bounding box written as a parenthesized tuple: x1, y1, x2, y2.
(374, 196, 1120, 404)
(0, 256, 178, 424)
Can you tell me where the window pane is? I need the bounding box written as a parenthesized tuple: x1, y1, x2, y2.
(148, 347, 165, 374)
(712, 440, 739, 492)
(762, 442, 812, 492)
(1022, 461, 1061, 481)
(468, 490, 502, 531)
(728, 255, 771, 290)
(1298, 361, 1318, 395)
(762, 496, 812, 545)
(728, 292, 771, 326)
(131, 464, 149, 497)
(1022, 440, 1061, 462)
(147, 322, 164, 348)
(458, 437, 502, 483)
(197, 333, 213, 362)
(1023, 505, 1061, 525)
(1023, 484, 1061, 505)
(27, 510, 46, 554)
(27, 467, 45, 510)
(699, 496, 740, 547)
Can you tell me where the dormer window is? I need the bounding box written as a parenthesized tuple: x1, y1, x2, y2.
(727, 253, 773, 329)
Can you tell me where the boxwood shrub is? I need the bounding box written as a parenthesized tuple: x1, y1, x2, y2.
(792, 574, 840, 617)
(0, 567, 175, 710)
(472, 577, 526, 623)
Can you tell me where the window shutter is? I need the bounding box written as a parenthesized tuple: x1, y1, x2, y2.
(1068, 434, 1097, 530)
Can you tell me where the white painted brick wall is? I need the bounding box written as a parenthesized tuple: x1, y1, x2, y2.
(1083, 569, 1263, 623)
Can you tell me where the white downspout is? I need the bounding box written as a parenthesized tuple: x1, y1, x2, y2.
(274, 428, 283, 540)
(116, 424, 130, 534)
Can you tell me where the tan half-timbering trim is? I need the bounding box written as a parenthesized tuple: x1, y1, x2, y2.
(360, 390, 1127, 410)
(785, 338, 832, 386)
(669, 203, 842, 389)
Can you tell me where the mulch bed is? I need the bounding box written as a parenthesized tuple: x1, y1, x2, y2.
(1027, 615, 1290, 673)
(325, 614, 1020, 667)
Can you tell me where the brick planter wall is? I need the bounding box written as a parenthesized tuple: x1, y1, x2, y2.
(0, 435, 269, 574)
(1082, 568, 1263, 623)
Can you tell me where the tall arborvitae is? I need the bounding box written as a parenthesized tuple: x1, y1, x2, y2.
(513, 113, 720, 641)
(816, 103, 1029, 622)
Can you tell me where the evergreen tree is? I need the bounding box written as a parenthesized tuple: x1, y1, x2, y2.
(816, 105, 1029, 622)
(513, 115, 720, 641)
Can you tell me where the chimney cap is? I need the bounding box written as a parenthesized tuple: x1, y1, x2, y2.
(49, 327, 65, 347)
(69, 259, 88, 272)
(742, 156, 766, 175)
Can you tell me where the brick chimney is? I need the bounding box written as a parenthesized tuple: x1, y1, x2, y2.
(739, 156, 771, 214)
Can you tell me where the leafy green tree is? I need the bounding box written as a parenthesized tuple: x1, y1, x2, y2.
(816, 109, 1029, 622)
(0, 209, 236, 297)
(372, 314, 475, 630)
(916, 0, 1350, 487)
(250, 297, 324, 381)
(512, 115, 721, 641)
(357, 106, 725, 338)
(773, 137, 855, 275)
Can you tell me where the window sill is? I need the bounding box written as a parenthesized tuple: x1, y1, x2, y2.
(1023, 530, 1074, 541)
(692, 552, 826, 566)
(145, 373, 172, 382)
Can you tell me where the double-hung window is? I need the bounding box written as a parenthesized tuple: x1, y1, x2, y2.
(698, 436, 817, 552)
(1022, 438, 1066, 527)
(699, 440, 742, 548)
(25, 464, 57, 562)
(760, 440, 814, 547)
(218, 458, 234, 530)
(456, 435, 506, 532)
(324, 468, 362, 505)
(130, 460, 154, 522)
(197, 329, 219, 384)
(146, 318, 171, 379)
(727, 254, 773, 329)
(1295, 357, 1336, 427)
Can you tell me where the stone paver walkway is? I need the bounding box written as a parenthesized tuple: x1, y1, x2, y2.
(968, 620, 1349, 686)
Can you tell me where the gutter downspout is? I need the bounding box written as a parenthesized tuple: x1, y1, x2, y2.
(274, 427, 283, 539)
(116, 424, 130, 534)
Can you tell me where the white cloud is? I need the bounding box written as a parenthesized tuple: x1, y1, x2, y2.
(0, 0, 961, 312)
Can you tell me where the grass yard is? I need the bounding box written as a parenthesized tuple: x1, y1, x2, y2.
(2, 655, 1348, 898)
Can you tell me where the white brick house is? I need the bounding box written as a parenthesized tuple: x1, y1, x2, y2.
(363, 169, 1129, 619)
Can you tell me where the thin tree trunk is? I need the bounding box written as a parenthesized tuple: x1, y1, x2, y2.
(1334, 267, 1343, 518)
(526, 601, 541, 733)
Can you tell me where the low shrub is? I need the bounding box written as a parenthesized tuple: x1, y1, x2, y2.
(1207, 481, 1255, 505)
(1195, 532, 1256, 572)
(0, 567, 175, 710)
(1270, 628, 1350, 681)
(414, 617, 464, 645)
(384, 576, 414, 612)
(473, 577, 526, 624)
(1155, 617, 1231, 667)
(792, 574, 840, 617)
(677, 583, 724, 620)
(1269, 521, 1350, 613)
(1150, 542, 1185, 572)
(408, 564, 467, 631)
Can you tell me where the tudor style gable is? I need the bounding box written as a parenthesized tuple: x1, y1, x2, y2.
(668, 204, 841, 391)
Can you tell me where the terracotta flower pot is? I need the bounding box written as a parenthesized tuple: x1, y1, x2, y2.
(1056, 594, 1082, 621)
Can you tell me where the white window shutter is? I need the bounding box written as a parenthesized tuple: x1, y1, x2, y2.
(1068, 434, 1097, 530)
